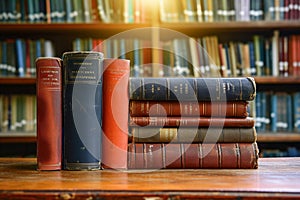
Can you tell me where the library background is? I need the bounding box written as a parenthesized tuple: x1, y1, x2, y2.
(0, 0, 300, 159)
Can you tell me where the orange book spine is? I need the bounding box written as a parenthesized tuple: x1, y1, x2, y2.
(129, 100, 249, 117)
(102, 59, 130, 169)
(128, 143, 259, 169)
(36, 57, 62, 170)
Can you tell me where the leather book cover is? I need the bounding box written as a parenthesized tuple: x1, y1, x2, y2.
(131, 127, 257, 143)
(36, 57, 62, 170)
(62, 51, 103, 170)
(129, 100, 249, 117)
(102, 58, 130, 169)
(129, 77, 256, 101)
(128, 142, 259, 169)
(130, 116, 255, 127)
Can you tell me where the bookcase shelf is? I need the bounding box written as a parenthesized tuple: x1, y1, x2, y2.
(0, 133, 36, 143)
(0, 23, 152, 38)
(0, 77, 36, 85)
(258, 133, 300, 142)
(161, 21, 300, 32)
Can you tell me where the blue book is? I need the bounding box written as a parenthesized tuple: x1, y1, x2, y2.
(62, 51, 103, 170)
(119, 39, 126, 59)
(293, 92, 300, 132)
(1, 42, 8, 76)
(255, 92, 262, 131)
(65, 0, 74, 22)
(260, 92, 267, 131)
(248, 41, 256, 76)
(27, 0, 35, 22)
(15, 39, 25, 77)
(133, 39, 140, 77)
(35, 39, 41, 59)
(129, 77, 256, 101)
(286, 94, 293, 132)
(270, 93, 277, 132)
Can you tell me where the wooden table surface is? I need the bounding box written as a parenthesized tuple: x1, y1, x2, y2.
(0, 157, 300, 199)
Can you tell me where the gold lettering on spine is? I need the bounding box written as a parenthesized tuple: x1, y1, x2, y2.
(160, 128, 177, 142)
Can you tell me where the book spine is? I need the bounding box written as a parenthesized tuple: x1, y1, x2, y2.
(130, 116, 255, 128)
(129, 77, 256, 101)
(131, 127, 257, 143)
(129, 100, 249, 117)
(128, 143, 259, 169)
(102, 58, 130, 169)
(36, 57, 62, 170)
(62, 51, 103, 170)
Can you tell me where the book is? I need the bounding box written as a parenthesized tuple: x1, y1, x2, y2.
(127, 142, 259, 169)
(62, 51, 103, 170)
(130, 116, 255, 127)
(131, 127, 257, 143)
(129, 100, 249, 117)
(36, 57, 62, 171)
(102, 58, 130, 169)
(129, 77, 256, 101)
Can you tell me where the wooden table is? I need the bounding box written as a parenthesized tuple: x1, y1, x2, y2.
(0, 157, 300, 199)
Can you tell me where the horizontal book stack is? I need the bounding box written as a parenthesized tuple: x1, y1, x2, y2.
(127, 77, 259, 169)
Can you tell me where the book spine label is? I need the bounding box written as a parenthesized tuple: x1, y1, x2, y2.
(36, 57, 62, 170)
(128, 143, 259, 169)
(102, 58, 130, 169)
(129, 77, 256, 101)
(62, 51, 103, 170)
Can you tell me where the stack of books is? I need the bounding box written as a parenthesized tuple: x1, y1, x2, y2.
(127, 77, 259, 169)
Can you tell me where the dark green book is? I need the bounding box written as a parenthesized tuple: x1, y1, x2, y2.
(129, 77, 256, 101)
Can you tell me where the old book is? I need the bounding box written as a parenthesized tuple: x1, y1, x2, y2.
(130, 116, 255, 128)
(129, 100, 249, 117)
(128, 142, 259, 169)
(36, 57, 62, 170)
(62, 51, 103, 170)
(129, 77, 256, 101)
(131, 127, 257, 143)
(102, 58, 130, 169)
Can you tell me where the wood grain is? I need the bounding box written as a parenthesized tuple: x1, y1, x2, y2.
(0, 157, 300, 199)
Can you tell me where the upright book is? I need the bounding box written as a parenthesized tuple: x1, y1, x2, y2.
(36, 57, 62, 171)
(129, 77, 256, 101)
(62, 51, 103, 170)
(102, 58, 130, 169)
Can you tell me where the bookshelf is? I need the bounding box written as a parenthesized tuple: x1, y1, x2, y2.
(1, 0, 300, 158)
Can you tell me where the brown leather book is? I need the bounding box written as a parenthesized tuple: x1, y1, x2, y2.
(102, 58, 130, 169)
(36, 57, 62, 170)
(129, 100, 249, 117)
(128, 142, 259, 169)
(130, 116, 255, 127)
(131, 127, 257, 143)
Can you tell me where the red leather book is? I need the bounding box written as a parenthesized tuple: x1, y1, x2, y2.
(130, 116, 255, 127)
(102, 58, 130, 169)
(129, 100, 249, 117)
(36, 57, 62, 170)
(131, 127, 257, 143)
(128, 143, 259, 169)
(288, 35, 297, 76)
